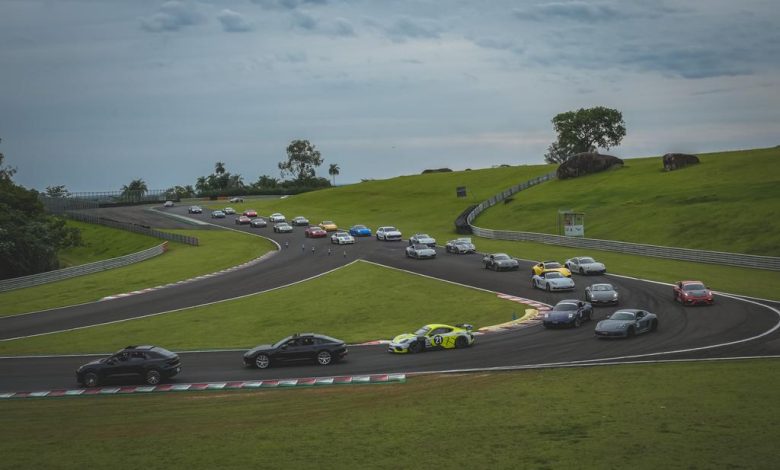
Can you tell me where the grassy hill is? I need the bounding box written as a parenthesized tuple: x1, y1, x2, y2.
(475, 147, 780, 256)
(58, 221, 161, 268)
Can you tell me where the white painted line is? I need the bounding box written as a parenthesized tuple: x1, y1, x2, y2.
(0, 260, 360, 343)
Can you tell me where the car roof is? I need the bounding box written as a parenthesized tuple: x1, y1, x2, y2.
(590, 283, 614, 289)
(420, 323, 458, 330)
(680, 280, 704, 284)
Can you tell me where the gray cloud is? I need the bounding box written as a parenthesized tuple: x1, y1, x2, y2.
(619, 46, 753, 79)
(253, 0, 327, 10)
(384, 17, 440, 42)
(331, 17, 355, 37)
(514, 1, 627, 22)
(217, 9, 255, 33)
(291, 10, 318, 30)
(140, 1, 202, 32)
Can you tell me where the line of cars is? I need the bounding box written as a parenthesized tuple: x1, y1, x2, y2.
(76, 322, 477, 387)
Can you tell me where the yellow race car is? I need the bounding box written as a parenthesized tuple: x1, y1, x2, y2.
(319, 220, 338, 232)
(531, 261, 572, 277)
(388, 323, 475, 354)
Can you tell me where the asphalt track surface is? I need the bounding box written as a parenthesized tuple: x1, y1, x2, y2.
(1, 205, 779, 392)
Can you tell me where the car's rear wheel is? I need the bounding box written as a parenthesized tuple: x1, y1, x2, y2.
(409, 341, 424, 354)
(145, 369, 162, 385)
(316, 350, 332, 366)
(83, 372, 99, 388)
(455, 336, 468, 349)
(255, 354, 270, 369)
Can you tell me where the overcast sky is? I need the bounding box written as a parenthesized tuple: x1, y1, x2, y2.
(1, 0, 778, 192)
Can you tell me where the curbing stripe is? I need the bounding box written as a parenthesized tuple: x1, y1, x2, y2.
(0, 374, 406, 400)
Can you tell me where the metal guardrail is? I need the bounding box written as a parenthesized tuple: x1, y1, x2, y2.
(466, 172, 780, 271)
(65, 212, 199, 246)
(0, 243, 169, 293)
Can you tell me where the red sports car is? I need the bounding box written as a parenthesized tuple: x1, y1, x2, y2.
(235, 215, 251, 225)
(673, 280, 714, 305)
(305, 226, 327, 238)
(243, 209, 258, 217)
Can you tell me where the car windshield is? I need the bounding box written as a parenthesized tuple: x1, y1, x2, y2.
(322, 221, 333, 225)
(545, 262, 562, 269)
(592, 284, 612, 292)
(553, 303, 577, 311)
(456, 239, 472, 245)
(354, 225, 366, 230)
(417, 234, 430, 239)
(683, 283, 706, 291)
(610, 312, 635, 321)
(494, 254, 510, 260)
(545, 272, 563, 279)
(413, 244, 427, 250)
(580, 257, 595, 264)
(414, 326, 431, 336)
(384, 227, 397, 232)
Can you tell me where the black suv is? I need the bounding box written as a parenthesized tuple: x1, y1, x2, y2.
(243, 333, 348, 369)
(76, 345, 181, 387)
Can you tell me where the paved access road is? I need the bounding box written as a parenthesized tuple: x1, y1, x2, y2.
(1, 205, 778, 392)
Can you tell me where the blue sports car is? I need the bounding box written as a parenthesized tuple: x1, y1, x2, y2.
(543, 300, 593, 328)
(349, 225, 372, 237)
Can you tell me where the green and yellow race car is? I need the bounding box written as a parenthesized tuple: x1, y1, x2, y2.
(388, 323, 475, 354)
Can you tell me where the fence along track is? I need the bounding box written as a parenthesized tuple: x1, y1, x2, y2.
(0, 243, 169, 293)
(466, 172, 780, 271)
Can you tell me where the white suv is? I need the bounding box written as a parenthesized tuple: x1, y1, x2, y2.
(376, 226, 402, 241)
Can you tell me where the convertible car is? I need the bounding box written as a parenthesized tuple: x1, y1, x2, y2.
(531, 261, 571, 277)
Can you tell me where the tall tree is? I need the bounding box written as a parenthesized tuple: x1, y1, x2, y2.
(120, 178, 148, 201)
(544, 106, 626, 164)
(195, 176, 208, 193)
(44, 185, 70, 198)
(0, 138, 16, 182)
(215, 161, 226, 175)
(254, 175, 278, 189)
(278, 139, 323, 183)
(328, 163, 340, 186)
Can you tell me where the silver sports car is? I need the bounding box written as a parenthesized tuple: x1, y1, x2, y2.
(532, 271, 575, 291)
(595, 309, 658, 338)
(585, 283, 619, 305)
(483, 253, 519, 271)
(445, 238, 476, 254)
(565, 256, 607, 275)
(406, 244, 436, 259)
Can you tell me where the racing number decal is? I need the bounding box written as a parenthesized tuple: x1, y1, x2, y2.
(432, 335, 443, 346)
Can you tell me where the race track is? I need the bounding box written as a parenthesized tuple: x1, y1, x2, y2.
(1, 204, 778, 393)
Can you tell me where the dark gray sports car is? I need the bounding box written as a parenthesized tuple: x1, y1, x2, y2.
(585, 283, 619, 305)
(595, 309, 658, 338)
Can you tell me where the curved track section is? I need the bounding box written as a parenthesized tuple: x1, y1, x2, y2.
(1, 206, 778, 392)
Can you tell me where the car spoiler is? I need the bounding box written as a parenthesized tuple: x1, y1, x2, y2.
(455, 323, 474, 331)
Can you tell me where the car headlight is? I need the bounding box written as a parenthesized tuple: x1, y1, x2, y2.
(612, 293, 618, 299)
(544, 313, 549, 319)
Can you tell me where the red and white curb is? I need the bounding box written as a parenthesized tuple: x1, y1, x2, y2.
(0, 373, 406, 400)
(100, 251, 278, 301)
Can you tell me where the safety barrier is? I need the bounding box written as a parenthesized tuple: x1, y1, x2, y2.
(0, 243, 169, 293)
(466, 172, 780, 271)
(65, 211, 199, 246)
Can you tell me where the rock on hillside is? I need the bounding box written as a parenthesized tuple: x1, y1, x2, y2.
(663, 153, 700, 171)
(557, 153, 624, 179)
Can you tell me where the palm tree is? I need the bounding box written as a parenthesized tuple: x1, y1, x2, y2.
(215, 161, 226, 175)
(195, 176, 207, 194)
(328, 163, 340, 186)
(120, 178, 148, 202)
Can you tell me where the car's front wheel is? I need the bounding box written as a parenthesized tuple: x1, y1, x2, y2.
(317, 351, 332, 365)
(409, 341, 424, 353)
(83, 372, 99, 388)
(255, 354, 270, 369)
(546, 283, 551, 292)
(145, 369, 162, 385)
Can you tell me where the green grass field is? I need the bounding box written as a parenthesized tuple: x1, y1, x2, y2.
(57, 221, 162, 268)
(1, 360, 776, 469)
(0, 261, 525, 355)
(0, 229, 276, 317)
(476, 147, 780, 256)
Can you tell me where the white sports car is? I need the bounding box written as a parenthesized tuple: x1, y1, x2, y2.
(565, 256, 607, 275)
(331, 232, 355, 245)
(409, 233, 436, 247)
(376, 226, 402, 241)
(269, 213, 286, 223)
(532, 271, 576, 291)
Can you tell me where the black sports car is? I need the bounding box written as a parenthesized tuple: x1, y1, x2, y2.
(543, 299, 593, 328)
(243, 333, 348, 369)
(76, 345, 181, 387)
